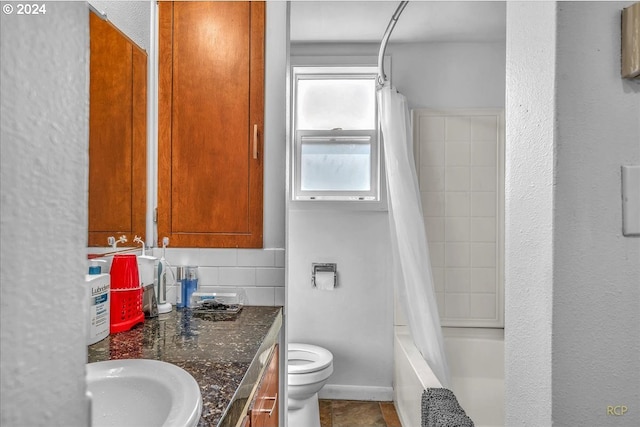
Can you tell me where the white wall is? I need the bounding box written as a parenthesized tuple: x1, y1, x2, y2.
(287, 43, 391, 400)
(264, 0, 288, 249)
(504, 2, 556, 425)
(390, 42, 505, 110)
(553, 2, 639, 425)
(287, 40, 505, 398)
(505, 1, 640, 426)
(0, 2, 90, 425)
(291, 41, 506, 110)
(287, 210, 393, 399)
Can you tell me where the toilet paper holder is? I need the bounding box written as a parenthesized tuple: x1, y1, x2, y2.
(311, 263, 337, 288)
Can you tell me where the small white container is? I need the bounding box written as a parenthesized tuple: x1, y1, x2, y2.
(189, 288, 247, 308)
(85, 273, 110, 345)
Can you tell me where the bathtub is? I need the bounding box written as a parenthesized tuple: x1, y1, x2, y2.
(393, 326, 504, 427)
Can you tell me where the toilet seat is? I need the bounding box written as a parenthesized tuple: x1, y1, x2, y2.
(288, 343, 333, 374)
(287, 343, 333, 427)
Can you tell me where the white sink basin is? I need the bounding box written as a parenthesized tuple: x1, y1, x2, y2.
(86, 359, 202, 427)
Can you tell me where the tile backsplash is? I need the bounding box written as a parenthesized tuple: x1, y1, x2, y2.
(88, 247, 285, 306)
(158, 248, 285, 306)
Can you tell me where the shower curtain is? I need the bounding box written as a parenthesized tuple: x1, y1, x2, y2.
(377, 84, 450, 388)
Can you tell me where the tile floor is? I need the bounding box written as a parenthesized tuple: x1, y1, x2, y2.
(319, 400, 402, 427)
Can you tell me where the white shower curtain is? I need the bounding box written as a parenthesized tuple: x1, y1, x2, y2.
(377, 84, 451, 388)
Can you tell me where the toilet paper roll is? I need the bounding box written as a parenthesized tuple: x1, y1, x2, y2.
(315, 271, 335, 291)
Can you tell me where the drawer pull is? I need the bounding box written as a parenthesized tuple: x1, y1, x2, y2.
(253, 124, 258, 159)
(255, 393, 277, 416)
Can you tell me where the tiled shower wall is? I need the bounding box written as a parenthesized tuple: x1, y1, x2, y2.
(414, 109, 504, 327)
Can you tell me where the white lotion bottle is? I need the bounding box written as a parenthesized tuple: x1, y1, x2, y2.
(86, 259, 110, 345)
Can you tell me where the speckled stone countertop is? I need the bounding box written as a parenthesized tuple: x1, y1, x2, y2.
(88, 306, 282, 427)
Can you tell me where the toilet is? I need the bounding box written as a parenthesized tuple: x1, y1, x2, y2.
(287, 343, 334, 427)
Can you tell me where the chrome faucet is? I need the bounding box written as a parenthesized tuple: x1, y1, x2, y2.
(107, 235, 128, 249)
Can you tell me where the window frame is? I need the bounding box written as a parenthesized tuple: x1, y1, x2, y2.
(295, 129, 378, 200)
(291, 65, 383, 204)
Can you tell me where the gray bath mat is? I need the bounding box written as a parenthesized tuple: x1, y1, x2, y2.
(422, 388, 474, 427)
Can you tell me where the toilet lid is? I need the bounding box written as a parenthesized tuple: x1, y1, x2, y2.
(288, 343, 333, 374)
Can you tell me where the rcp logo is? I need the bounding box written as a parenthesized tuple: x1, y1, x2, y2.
(606, 405, 628, 416)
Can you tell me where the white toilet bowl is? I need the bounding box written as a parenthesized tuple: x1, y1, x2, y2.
(287, 343, 333, 427)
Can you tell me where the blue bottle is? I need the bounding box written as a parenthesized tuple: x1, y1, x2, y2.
(183, 266, 199, 308)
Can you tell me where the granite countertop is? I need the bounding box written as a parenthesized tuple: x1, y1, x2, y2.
(88, 305, 282, 427)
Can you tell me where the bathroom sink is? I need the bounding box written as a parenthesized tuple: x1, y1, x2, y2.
(86, 359, 202, 427)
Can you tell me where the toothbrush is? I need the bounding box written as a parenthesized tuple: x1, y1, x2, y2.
(156, 237, 173, 314)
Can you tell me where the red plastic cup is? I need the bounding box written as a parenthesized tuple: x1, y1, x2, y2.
(110, 254, 140, 289)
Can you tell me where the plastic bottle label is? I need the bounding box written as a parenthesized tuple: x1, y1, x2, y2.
(89, 290, 109, 339)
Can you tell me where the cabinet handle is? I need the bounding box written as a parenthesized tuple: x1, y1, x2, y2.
(255, 393, 277, 417)
(253, 124, 258, 160)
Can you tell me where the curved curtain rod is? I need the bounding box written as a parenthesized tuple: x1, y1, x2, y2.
(377, 1, 409, 86)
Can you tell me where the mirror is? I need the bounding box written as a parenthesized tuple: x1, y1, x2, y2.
(88, 3, 149, 247)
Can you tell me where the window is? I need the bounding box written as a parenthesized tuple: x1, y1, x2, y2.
(292, 66, 380, 201)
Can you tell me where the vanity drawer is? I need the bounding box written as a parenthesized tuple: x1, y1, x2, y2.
(249, 344, 279, 427)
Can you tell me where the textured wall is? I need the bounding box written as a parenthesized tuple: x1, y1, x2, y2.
(506, 1, 640, 425)
(0, 2, 89, 425)
(504, 2, 556, 425)
(88, 0, 151, 51)
(553, 2, 640, 425)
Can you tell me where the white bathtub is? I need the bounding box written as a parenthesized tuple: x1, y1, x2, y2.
(393, 326, 504, 427)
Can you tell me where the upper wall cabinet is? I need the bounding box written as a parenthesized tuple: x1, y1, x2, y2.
(158, 1, 265, 248)
(88, 11, 147, 247)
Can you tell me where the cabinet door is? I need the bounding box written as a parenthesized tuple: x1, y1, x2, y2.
(250, 345, 279, 427)
(88, 12, 147, 246)
(158, 1, 265, 248)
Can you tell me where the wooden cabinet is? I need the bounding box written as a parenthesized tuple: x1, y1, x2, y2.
(158, 1, 265, 248)
(248, 344, 279, 427)
(88, 12, 147, 246)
